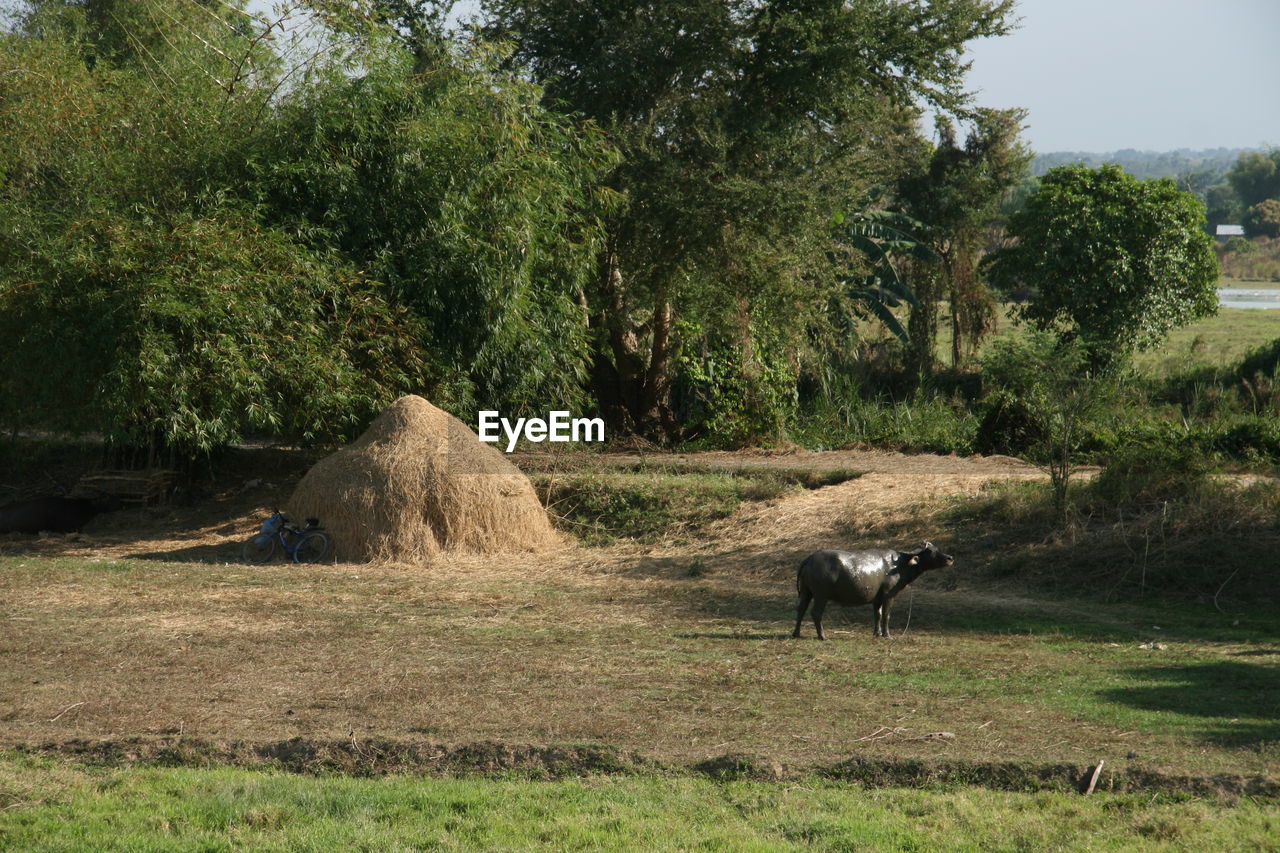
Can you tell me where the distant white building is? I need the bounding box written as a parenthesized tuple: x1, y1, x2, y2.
(1216, 224, 1245, 237)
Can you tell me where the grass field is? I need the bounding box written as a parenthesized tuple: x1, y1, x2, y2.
(931, 299, 1280, 374)
(1, 447, 1277, 849)
(1135, 304, 1280, 373)
(2, 547, 1276, 777)
(3, 756, 1277, 852)
(1220, 278, 1280, 288)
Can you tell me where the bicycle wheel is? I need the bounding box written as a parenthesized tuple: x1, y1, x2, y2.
(292, 531, 329, 564)
(242, 534, 276, 564)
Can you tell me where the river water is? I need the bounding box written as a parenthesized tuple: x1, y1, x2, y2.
(1218, 287, 1280, 309)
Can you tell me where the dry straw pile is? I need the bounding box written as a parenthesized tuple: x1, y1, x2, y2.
(288, 395, 559, 563)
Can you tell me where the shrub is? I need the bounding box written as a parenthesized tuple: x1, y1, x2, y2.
(1236, 338, 1280, 381)
(973, 389, 1042, 456)
(979, 333, 1117, 517)
(530, 467, 788, 543)
(1243, 199, 1280, 239)
(676, 321, 796, 448)
(1222, 235, 1256, 255)
(1215, 418, 1280, 461)
(1093, 445, 1212, 506)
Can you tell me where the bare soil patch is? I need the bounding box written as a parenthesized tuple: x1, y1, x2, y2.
(517, 446, 1046, 478)
(18, 737, 1278, 800)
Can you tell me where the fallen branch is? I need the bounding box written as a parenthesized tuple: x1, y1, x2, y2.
(853, 726, 904, 742)
(1213, 568, 1239, 613)
(853, 727, 955, 743)
(48, 702, 85, 722)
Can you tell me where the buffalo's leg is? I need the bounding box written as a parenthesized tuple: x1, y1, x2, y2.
(793, 589, 813, 638)
(871, 603, 881, 636)
(880, 599, 894, 638)
(811, 598, 829, 640)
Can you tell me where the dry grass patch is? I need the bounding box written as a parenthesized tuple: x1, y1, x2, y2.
(0, 447, 1274, 789)
(940, 474, 1280, 603)
(2, 549, 1275, 781)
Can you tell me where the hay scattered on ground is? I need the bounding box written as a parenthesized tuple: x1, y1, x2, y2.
(644, 471, 1012, 580)
(288, 396, 559, 563)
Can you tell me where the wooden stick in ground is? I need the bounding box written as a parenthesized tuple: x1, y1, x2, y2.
(1081, 759, 1105, 794)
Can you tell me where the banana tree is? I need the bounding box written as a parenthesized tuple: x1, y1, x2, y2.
(830, 208, 937, 341)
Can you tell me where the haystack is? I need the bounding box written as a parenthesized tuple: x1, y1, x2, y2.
(287, 395, 559, 562)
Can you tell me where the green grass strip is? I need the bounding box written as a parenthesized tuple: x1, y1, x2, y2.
(2, 756, 1277, 852)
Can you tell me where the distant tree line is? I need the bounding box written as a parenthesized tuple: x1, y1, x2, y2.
(1032, 147, 1247, 182)
(1033, 146, 1280, 237)
(1226, 149, 1280, 238)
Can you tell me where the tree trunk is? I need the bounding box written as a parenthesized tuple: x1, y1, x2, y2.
(587, 240, 678, 441)
(949, 271, 961, 368)
(949, 232, 997, 368)
(639, 290, 677, 436)
(907, 265, 941, 378)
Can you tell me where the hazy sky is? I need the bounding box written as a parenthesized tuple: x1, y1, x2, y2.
(449, 0, 1280, 153)
(253, 0, 1280, 154)
(963, 0, 1280, 152)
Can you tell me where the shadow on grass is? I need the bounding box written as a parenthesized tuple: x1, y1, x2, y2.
(0, 534, 245, 565)
(126, 542, 245, 563)
(1099, 661, 1280, 748)
(636, 544, 1280, 647)
(0, 536, 302, 568)
(673, 632, 792, 641)
(936, 478, 1280, 614)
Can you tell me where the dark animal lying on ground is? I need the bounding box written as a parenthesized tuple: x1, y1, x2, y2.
(793, 542, 954, 640)
(0, 492, 123, 535)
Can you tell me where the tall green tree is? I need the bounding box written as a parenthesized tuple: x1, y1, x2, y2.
(14, 0, 273, 78)
(794, 206, 935, 415)
(830, 208, 935, 344)
(0, 205, 428, 456)
(484, 0, 1014, 439)
(1242, 199, 1280, 239)
(1227, 148, 1280, 210)
(0, 4, 430, 454)
(981, 333, 1114, 520)
(985, 165, 1219, 362)
(3, 0, 274, 215)
(1204, 182, 1243, 227)
(896, 107, 1030, 373)
(253, 27, 615, 416)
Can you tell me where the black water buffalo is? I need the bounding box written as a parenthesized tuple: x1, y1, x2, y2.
(0, 493, 123, 535)
(792, 542, 954, 640)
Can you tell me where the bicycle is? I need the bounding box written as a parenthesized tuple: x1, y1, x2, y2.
(242, 509, 329, 564)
